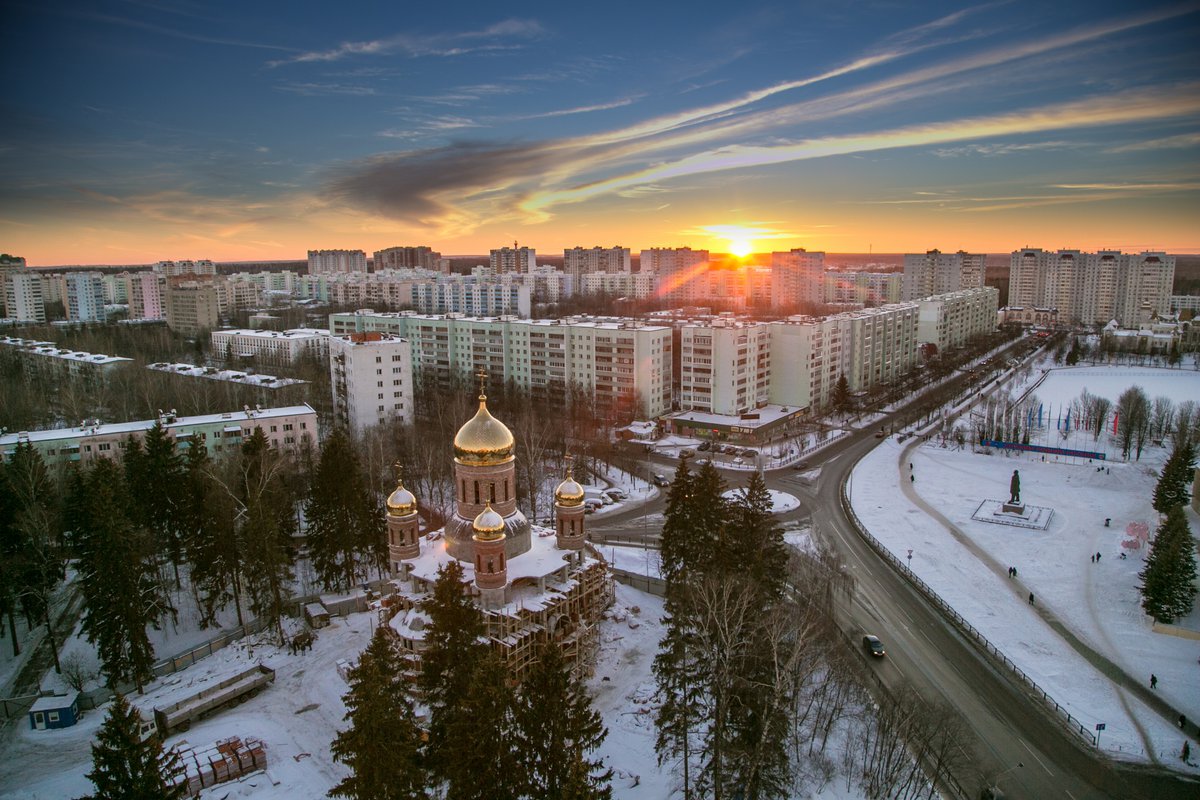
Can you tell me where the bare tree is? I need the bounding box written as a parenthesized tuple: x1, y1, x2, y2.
(1151, 396, 1175, 444)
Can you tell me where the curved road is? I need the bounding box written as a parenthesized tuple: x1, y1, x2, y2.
(588, 365, 1198, 798)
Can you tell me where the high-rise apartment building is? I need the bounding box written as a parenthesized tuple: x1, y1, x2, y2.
(123, 272, 166, 320)
(1008, 249, 1175, 327)
(308, 249, 368, 275)
(489, 246, 537, 274)
(916, 287, 999, 352)
(373, 246, 443, 271)
(165, 279, 221, 336)
(65, 272, 107, 323)
(679, 320, 772, 415)
(901, 250, 985, 301)
(640, 247, 710, 303)
(577, 271, 658, 300)
(824, 271, 903, 306)
(840, 303, 920, 393)
(153, 260, 217, 278)
(330, 332, 414, 434)
(2, 269, 45, 323)
(563, 246, 631, 278)
(770, 248, 826, 309)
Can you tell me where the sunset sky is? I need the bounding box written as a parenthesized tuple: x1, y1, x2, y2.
(2, 1, 1198, 265)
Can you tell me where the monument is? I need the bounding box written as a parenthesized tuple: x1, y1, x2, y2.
(1004, 470, 1023, 513)
(971, 466, 1053, 530)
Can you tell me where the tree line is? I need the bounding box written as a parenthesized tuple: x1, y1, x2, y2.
(1141, 417, 1197, 624)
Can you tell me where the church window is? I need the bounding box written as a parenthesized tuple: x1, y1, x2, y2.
(490, 483, 496, 503)
(474, 481, 479, 504)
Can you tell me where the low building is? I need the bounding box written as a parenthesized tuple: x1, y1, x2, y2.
(211, 328, 331, 365)
(28, 694, 80, 730)
(998, 306, 1060, 328)
(0, 337, 133, 384)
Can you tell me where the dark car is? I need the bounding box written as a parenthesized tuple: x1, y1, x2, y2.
(863, 635, 885, 657)
(791, 461, 809, 471)
(697, 441, 711, 452)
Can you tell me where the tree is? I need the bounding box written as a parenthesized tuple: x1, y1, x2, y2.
(124, 423, 187, 588)
(445, 652, 523, 800)
(305, 428, 385, 591)
(419, 561, 488, 784)
(234, 429, 296, 641)
(1115, 386, 1150, 459)
(85, 693, 185, 800)
(514, 643, 612, 800)
(1139, 506, 1198, 622)
(182, 444, 243, 627)
(725, 471, 788, 601)
(832, 373, 852, 415)
(1153, 440, 1196, 514)
(330, 628, 428, 800)
(75, 458, 168, 692)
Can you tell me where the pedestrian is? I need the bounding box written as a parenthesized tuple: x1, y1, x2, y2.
(1091, 554, 1095, 564)
(911, 474, 915, 483)
(1096, 552, 1101, 562)
(1028, 592, 1035, 605)
(1179, 713, 1187, 729)
(1013, 567, 1018, 577)
(909, 462, 913, 471)
(1151, 674, 1158, 689)
(1106, 467, 1110, 475)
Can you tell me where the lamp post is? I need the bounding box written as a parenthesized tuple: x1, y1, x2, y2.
(989, 761, 1023, 796)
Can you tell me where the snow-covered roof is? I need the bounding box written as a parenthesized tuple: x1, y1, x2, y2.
(147, 362, 307, 388)
(668, 403, 801, 429)
(29, 693, 78, 713)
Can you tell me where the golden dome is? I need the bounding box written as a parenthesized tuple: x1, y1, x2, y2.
(554, 465, 585, 507)
(386, 479, 417, 516)
(472, 502, 506, 540)
(453, 394, 515, 466)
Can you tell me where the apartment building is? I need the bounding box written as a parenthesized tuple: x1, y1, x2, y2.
(308, 249, 367, 275)
(211, 328, 331, 365)
(153, 260, 217, 278)
(164, 279, 220, 336)
(121, 272, 165, 320)
(65, 272, 107, 323)
(1009, 248, 1175, 327)
(0, 405, 318, 466)
(373, 245, 443, 271)
(902, 250, 985, 301)
(824, 271, 903, 306)
(916, 287, 999, 352)
(329, 310, 673, 419)
(679, 320, 771, 415)
(771, 248, 826, 309)
(767, 316, 846, 411)
(490, 246, 537, 274)
(2, 269, 45, 323)
(578, 271, 658, 300)
(330, 332, 414, 434)
(563, 246, 631, 278)
(0, 337, 132, 386)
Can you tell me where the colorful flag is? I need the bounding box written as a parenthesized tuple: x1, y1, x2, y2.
(1038, 403, 1044, 427)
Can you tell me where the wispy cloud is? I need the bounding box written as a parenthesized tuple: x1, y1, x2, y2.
(932, 141, 1079, 157)
(269, 19, 544, 67)
(64, 8, 292, 51)
(276, 82, 378, 96)
(1105, 132, 1200, 152)
(515, 97, 639, 120)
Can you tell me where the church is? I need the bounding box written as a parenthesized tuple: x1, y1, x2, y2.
(382, 384, 614, 682)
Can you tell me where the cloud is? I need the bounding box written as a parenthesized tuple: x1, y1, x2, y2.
(932, 141, 1078, 157)
(276, 82, 377, 96)
(516, 97, 639, 120)
(1105, 132, 1200, 152)
(269, 19, 544, 67)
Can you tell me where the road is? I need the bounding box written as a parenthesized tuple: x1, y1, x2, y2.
(587, 350, 1198, 798)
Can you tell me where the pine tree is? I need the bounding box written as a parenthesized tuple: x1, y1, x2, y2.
(0, 458, 22, 658)
(182, 444, 244, 627)
(658, 456, 697, 584)
(514, 643, 611, 800)
(86, 693, 185, 800)
(330, 628, 428, 800)
(726, 470, 788, 601)
(125, 423, 187, 588)
(235, 429, 295, 641)
(1139, 506, 1198, 622)
(75, 458, 165, 692)
(419, 560, 488, 784)
(832, 373, 852, 414)
(304, 428, 385, 591)
(1153, 440, 1196, 514)
(445, 652, 522, 800)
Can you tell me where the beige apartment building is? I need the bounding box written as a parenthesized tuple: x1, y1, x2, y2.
(902, 250, 985, 301)
(1009, 248, 1174, 327)
(771, 248, 826, 309)
(164, 279, 220, 336)
(916, 287, 999, 352)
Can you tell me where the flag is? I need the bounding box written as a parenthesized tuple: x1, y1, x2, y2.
(1038, 403, 1043, 427)
(1064, 407, 1071, 431)
(1112, 411, 1119, 434)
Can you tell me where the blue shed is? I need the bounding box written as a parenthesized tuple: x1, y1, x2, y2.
(28, 693, 80, 730)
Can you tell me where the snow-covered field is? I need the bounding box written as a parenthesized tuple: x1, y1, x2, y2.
(850, 364, 1200, 767)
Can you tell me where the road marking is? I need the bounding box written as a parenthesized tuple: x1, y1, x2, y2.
(1019, 739, 1053, 775)
(1064, 790, 1077, 800)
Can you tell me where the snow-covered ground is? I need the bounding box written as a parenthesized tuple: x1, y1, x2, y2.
(850, 364, 1200, 767)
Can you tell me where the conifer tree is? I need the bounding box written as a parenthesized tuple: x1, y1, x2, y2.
(514, 643, 611, 800)
(1153, 440, 1196, 514)
(658, 456, 697, 585)
(75, 458, 167, 692)
(85, 693, 185, 800)
(305, 427, 385, 591)
(832, 373, 852, 414)
(330, 628, 428, 800)
(419, 560, 488, 783)
(0, 458, 23, 657)
(727, 470, 788, 600)
(235, 429, 295, 641)
(445, 652, 522, 800)
(1139, 506, 1198, 622)
(125, 423, 187, 588)
(182, 444, 244, 627)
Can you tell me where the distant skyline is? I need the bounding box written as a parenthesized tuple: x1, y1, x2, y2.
(2, 1, 1198, 265)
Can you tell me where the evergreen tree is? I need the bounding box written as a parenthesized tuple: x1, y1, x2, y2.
(726, 470, 788, 601)
(658, 456, 697, 584)
(445, 652, 522, 800)
(514, 643, 611, 800)
(1153, 440, 1196, 514)
(0, 459, 22, 657)
(689, 461, 731, 577)
(1139, 506, 1198, 622)
(330, 628, 428, 800)
(75, 458, 166, 692)
(182, 444, 244, 627)
(419, 561, 488, 784)
(832, 373, 852, 414)
(304, 428, 385, 591)
(85, 693, 185, 800)
(235, 429, 295, 641)
(125, 423, 187, 588)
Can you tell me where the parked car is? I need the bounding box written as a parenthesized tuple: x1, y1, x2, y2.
(874, 430, 886, 438)
(741, 449, 756, 458)
(604, 488, 627, 501)
(652, 474, 669, 487)
(583, 498, 604, 513)
(791, 461, 809, 470)
(697, 441, 711, 451)
(679, 448, 696, 458)
(863, 635, 885, 657)
(732, 457, 745, 465)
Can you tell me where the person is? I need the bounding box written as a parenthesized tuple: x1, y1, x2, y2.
(911, 474, 915, 483)
(1180, 713, 1187, 729)
(1096, 552, 1101, 562)
(1151, 674, 1158, 689)
(1028, 593, 1035, 605)
(1013, 566, 1018, 577)
(1120, 551, 1127, 560)
(1091, 554, 1095, 564)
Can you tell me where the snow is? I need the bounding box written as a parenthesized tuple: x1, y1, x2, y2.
(722, 487, 802, 514)
(849, 364, 1200, 767)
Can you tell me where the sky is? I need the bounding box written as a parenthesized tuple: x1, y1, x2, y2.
(1, 0, 1198, 265)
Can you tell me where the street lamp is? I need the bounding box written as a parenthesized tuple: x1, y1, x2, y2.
(986, 761, 1024, 797)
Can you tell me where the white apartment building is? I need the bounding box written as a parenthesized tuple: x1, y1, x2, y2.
(308, 249, 367, 275)
(578, 271, 658, 300)
(916, 287, 999, 352)
(373, 246, 442, 271)
(1170, 295, 1200, 314)
(902, 250, 985, 301)
(2, 269, 45, 323)
(679, 320, 771, 415)
(490, 246, 537, 273)
(563, 246, 631, 277)
(771, 248, 826, 309)
(153, 260, 217, 278)
(1009, 248, 1175, 327)
(839, 303, 919, 394)
(210, 328, 332, 365)
(314, 270, 533, 317)
(122, 272, 166, 320)
(0, 405, 318, 466)
(824, 271, 903, 306)
(0, 336, 133, 383)
(767, 316, 846, 411)
(65, 273, 107, 323)
(330, 332, 414, 434)
(329, 310, 673, 419)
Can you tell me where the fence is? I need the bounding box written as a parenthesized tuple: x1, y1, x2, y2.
(609, 567, 666, 597)
(0, 694, 39, 721)
(838, 481, 1099, 748)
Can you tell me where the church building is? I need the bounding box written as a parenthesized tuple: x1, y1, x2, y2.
(383, 385, 614, 682)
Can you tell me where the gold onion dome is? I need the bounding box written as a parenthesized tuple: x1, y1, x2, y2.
(453, 394, 515, 466)
(472, 503, 506, 540)
(554, 470, 585, 507)
(386, 479, 417, 516)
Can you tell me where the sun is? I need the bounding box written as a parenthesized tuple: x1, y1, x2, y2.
(728, 237, 754, 258)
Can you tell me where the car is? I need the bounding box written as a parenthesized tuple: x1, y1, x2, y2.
(874, 430, 886, 438)
(698, 458, 712, 466)
(583, 498, 604, 513)
(604, 488, 626, 501)
(791, 461, 809, 471)
(679, 449, 695, 458)
(741, 449, 756, 458)
(863, 635, 885, 657)
(732, 457, 745, 465)
(697, 441, 711, 452)
(652, 474, 669, 487)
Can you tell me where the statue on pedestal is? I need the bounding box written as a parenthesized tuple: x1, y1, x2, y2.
(1009, 469, 1021, 504)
